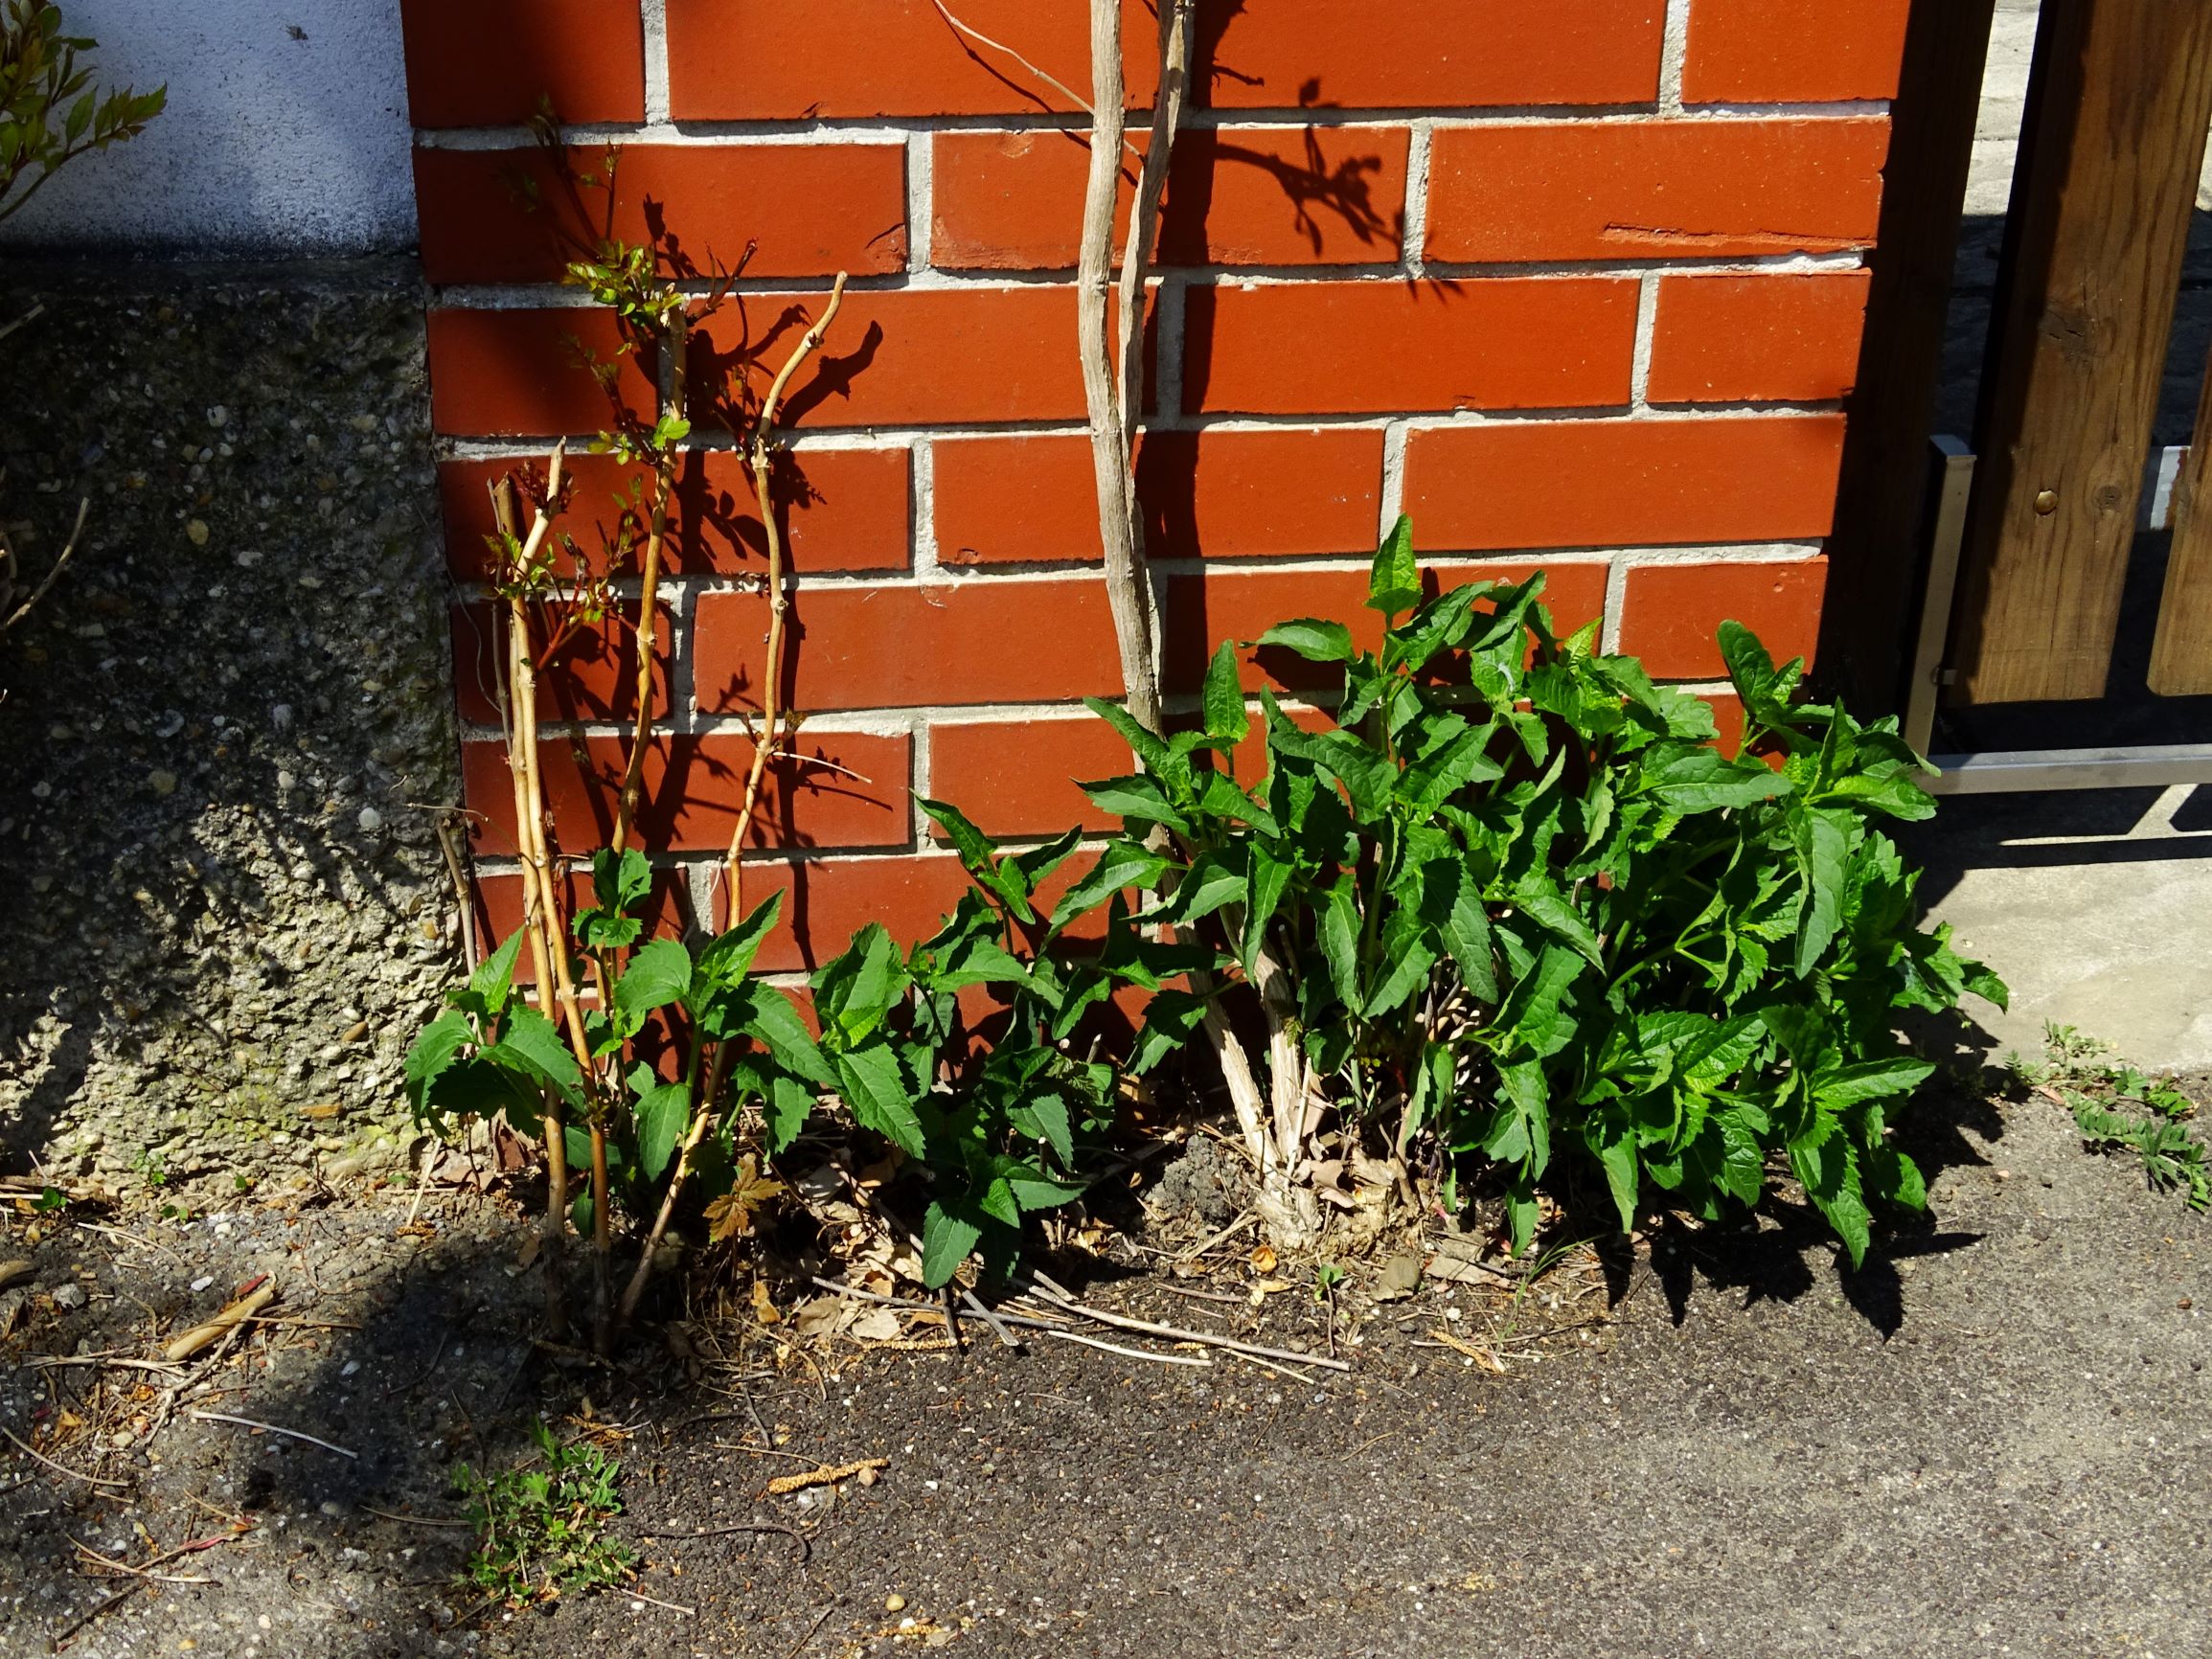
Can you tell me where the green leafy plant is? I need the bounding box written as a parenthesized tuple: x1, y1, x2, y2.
(792, 804, 1210, 1286)
(2038, 1026, 2209, 1211)
(1079, 519, 2007, 1265)
(406, 851, 824, 1328)
(0, 0, 164, 224)
(459, 1420, 634, 1606)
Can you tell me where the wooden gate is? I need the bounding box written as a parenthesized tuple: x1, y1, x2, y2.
(1829, 0, 2212, 789)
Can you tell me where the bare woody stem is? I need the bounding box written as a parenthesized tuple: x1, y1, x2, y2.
(721, 271, 850, 912)
(1078, 0, 1163, 736)
(610, 273, 849, 1328)
(492, 457, 575, 1341)
(610, 307, 691, 854)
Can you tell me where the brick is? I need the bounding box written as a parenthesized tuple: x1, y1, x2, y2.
(400, 0, 646, 127)
(1403, 417, 1848, 551)
(452, 601, 675, 727)
(695, 579, 1124, 713)
(426, 308, 651, 438)
(930, 125, 1408, 271)
(1682, 0, 1912, 104)
(933, 429, 1382, 564)
(442, 447, 912, 580)
(732, 856, 975, 971)
(929, 716, 1130, 837)
(1161, 561, 1609, 693)
(1424, 119, 1890, 262)
(1617, 559, 1829, 680)
(1183, 279, 1637, 416)
(1648, 272, 1871, 405)
(414, 144, 908, 286)
(690, 286, 1105, 429)
(1200, 0, 1664, 109)
(461, 730, 913, 857)
(668, 0, 1159, 120)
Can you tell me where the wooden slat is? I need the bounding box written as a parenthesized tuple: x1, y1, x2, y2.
(1950, 0, 2212, 705)
(1817, 0, 1999, 715)
(2150, 339, 2212, 694)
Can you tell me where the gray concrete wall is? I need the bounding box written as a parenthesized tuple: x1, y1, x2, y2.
(0, 1, 415, 256)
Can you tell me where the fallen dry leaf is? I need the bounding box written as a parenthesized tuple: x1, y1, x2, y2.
(1372, 1253, 1423, 1302)
(1248, 1245, 1278, 1274)
(750, 1279, 783, 1327)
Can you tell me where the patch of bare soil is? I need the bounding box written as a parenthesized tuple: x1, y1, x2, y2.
(3, 1084, 2208, 1659)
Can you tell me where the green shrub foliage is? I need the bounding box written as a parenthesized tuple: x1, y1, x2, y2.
(407, 521, 2005, 1293)
(1076, 522, 2006, 1264)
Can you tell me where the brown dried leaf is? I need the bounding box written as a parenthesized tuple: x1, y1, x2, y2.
(704, 1154, 787, 1244)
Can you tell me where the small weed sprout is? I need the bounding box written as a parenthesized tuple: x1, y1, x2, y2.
(459, 1420, 634, 1606)
(2041, 1027, 2210, 1211)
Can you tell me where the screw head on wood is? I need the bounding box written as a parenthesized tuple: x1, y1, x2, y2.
(2034, 489, 2060, 514)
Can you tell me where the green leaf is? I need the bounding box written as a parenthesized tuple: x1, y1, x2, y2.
(1592, 1118, 1641, 1234)
(920, 798, 1037, 920)
(921, 1199, 983, 1288)
(593, 846, 652, 912)
(1084, 696, 1176, 778)
(615, 938, 693, 1020)
(1512, 875, 1603, 967)
(833, 1042, 927, 1160)
(1255, 618, 1355, 663)
(1819, 770, 1937, 822)
(405, 1011, 477, 1118)
(1497, 945, 1583, 1059)
(1130, 989, 1210, 1075)
(1081, 773, 1190, 832)
(1020, 1092, 1076, 1168)
(1003, 1166, 1086, 1212)
(484, 1006, 585, 1106)
(1792, 808, 1851, 976)
(468, 929, 527, 1019)
(1051, 841, 1171, 929)
(1367, 514, 1421, 616)
(764, 1075, 815, 1157)
(1203, 639, 1251, 744)
(1319, 877, 1361, 1010)
(1813, 1057, 1935, 1112)
(1156, 853, 1246, 928)
(736, 986, 834, 1088)
(1243, 843, 1293, 970)
(694, 890, 784, 991)
(634, 1081, 692, 1181)
(1640, 748, 1793, 812)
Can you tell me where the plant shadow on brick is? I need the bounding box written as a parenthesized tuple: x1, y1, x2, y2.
(1078, 520, 2010, 1270)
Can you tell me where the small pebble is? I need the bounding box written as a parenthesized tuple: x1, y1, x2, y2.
(885, 1594, 907, 1613)
(191, 1275, 215, 1292)
(51, 1284, 86, 1310)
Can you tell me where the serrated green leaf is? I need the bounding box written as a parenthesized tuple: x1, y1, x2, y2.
(921, 1199, 983, 1288)
(467, 929, 527, 1019)
(764, 1074, 815, 1156)
(1368, 514, 1421, 616)
(1255, 618, 1355, 663)
(1051, 841, 1171, 929)
(405, 1011, 477, 1118)
(694, 890, 784, 993)
(1203, 639, 1250, 743)
(484, 1005, 585, 1106)
(634, 1081, 692, 1181)
(737, 985, 834, 1087)
(833, 1041, 926, 1160)
(615, 937, 692, 1021)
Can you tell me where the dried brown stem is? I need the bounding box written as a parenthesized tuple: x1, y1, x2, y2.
(610, 308, 691, 853)
(492, 456, 578, 1341)
(722, 271, 849, 912)
(1, 495, 88, 633)
(620, 274, 848, 1327)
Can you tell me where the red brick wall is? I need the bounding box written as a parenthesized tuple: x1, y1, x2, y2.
(400, 0, 1908, 966)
